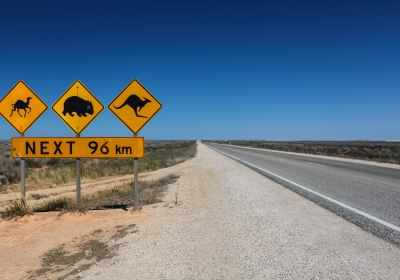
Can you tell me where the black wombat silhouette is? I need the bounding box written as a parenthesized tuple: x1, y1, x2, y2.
(63, 96, 94, 117)
(10, 97, 32, 117)
(114, 94, 151, 118)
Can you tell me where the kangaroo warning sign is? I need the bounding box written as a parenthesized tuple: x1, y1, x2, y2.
(109, 80, 162, 134)
(0, 81, 48, 134)
(12, 137, 144, 158)
(53, 81, 104, 135)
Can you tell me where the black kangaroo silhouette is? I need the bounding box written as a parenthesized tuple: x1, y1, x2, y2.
(114, 94, 151, 118)
(10, 97, 32, 117)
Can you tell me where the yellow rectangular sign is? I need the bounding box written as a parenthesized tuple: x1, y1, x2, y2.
(12, 137, 144, 158)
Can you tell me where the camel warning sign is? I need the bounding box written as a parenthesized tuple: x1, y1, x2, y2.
(0, 81, 48, 134)
(108, 80, 162, 134)
(53, 81, 104, 135)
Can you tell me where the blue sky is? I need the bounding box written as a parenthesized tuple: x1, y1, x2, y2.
(0, 0, 399, 140)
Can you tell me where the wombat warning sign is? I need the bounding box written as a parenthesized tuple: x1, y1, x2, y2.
(52, 80, 104, 134)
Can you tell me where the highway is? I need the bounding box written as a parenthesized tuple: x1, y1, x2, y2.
(205, 143, 400, 245)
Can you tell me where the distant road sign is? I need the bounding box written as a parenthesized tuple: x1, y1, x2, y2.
(109, 80, 162, 134)
(53, 81, 104, 134)
(12, 137, 144, 158)
(0, 81, 47, 134)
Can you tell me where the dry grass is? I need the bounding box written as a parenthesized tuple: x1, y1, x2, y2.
(1, 174, 178, 218)
(0, 140, 196, 191)
(30, 174, 179, 214)
(30, 193, 50, 200)
(1, 200, 33, 220)
(34, 197, 75, 213)
(82, 174, 179, 210)
(42, 246, 67, 266)
(31, 224, 138, 279)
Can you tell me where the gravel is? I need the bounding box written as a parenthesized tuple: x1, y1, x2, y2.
(79, 143, 400, 279)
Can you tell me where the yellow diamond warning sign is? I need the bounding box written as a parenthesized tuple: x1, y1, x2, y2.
(0, 81, 47, 134)
(53, 81, 104, 135)
(109, 80, 162, 134)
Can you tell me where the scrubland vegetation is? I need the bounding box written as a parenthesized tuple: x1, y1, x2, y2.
(0, 140, 196, 190)
(1, 174, 179, 219)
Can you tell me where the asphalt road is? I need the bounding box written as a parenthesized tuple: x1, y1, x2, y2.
(205, 143, 400, 245)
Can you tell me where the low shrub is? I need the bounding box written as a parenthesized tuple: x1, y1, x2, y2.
(30, 193, 50, 200)
(83, 174, 180, 209)
(1, 200, 33, 219)
(34, 197, 75, 212)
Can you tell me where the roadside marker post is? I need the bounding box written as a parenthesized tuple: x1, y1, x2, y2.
(133, 133, 139, 210)
(76, 133, 81, 210)
(20, 133, 26, 202)
(0, 81, 48, 202)
(53, 81, 104, 210)
(109, 80, 162, 210)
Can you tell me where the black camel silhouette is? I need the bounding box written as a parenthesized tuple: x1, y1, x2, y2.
(10, 97, 32, 117)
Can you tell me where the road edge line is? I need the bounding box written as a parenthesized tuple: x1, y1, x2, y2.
(214, 142, 400, 170)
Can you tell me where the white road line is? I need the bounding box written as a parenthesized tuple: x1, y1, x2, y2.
(206, 144, 400, 233)
(213, 142, 400, 170)
(303, 161, 328, 168)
